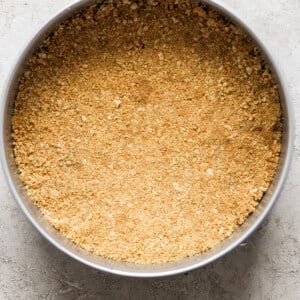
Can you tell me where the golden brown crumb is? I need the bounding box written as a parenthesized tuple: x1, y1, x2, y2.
(12, 0, 281, 264)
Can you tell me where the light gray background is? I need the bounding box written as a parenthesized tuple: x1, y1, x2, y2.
(0, 0, 299, 299)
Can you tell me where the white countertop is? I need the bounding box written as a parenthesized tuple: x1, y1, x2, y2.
(1, 0, 300, 299)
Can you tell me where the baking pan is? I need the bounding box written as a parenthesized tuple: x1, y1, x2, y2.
(0, 0, 294, 277)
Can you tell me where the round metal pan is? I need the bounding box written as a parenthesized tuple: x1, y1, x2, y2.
(0, 0, 294, 277)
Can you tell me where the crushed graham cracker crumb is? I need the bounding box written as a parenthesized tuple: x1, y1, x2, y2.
(12, 0, 282, 264)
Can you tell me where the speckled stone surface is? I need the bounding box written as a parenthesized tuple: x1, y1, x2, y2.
(0, 1, 299, 299)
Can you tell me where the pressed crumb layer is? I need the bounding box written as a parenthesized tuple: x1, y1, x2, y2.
(13, 1, 282, 263)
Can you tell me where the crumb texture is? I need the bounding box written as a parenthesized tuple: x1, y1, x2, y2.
(12, 0, 281, 263)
